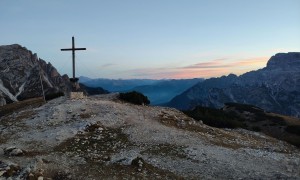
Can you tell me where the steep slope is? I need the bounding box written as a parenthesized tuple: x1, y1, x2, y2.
(79, 83, 109, 95)
(0, 44, 71, 105)
(0, 94, 299, 179)
(167, 52, 300, 117)
(184, 103, 300, 147)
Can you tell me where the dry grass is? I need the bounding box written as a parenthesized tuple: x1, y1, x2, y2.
(52, 123, 184, 179)
(141, 143, 188, 159)
(0, 97, 44, 117)
(267, 113, 300, 125)
(0, 110, 35, 129)
(157, 112, 285, 151)
(0, 136, 8, 144)
(79, 113, 92, 119)
(68, 160, 184, 180)
(54, 124, 132, 162)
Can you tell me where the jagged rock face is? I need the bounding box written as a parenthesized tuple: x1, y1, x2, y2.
(167, 52, 300, 117)
(0, 44, 70, 104)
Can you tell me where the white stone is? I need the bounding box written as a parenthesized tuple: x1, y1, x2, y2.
(70, 92, 85, 99)
(10, 148, 23, 156)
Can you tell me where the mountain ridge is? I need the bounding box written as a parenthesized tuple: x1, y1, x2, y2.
(0, 44, 71, 105)
(166, 52, 300, 117)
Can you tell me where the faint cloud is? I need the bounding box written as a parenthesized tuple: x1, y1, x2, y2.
(230, 57, 268, 67)
(99, 63, 116, 68)
(123, 56, 269, 79)
(182, 58, 229, 69)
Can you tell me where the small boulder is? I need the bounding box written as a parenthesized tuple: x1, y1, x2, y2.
(4, 147, 25, 156)
(131, 157, 146, 172)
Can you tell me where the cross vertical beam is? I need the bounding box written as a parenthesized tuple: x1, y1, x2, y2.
(61, 36, 86, 83)
(72, 36, 75, 79)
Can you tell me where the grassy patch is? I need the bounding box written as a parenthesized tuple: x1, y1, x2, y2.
(182, 104, 300, 148)
(141, 143, 187, 159)
(0, 110, 35, 132)
(69, 159, 184, 180)
(54, 123, 132, 163)
(0, 136, 7, 144)
(286, 125, 300, 136)
(45, 92, 64, 101)
(79, 113, 92, 119)
(157, 110, 282, 150)
(0, 97, 44, 117)
(183, 106, 246, 129)
(119, 91, 150, 105)
(53, 123, 183, 179)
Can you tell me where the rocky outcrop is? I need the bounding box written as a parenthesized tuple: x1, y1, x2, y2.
(0, 44, 71, 104)
(0, 94, 299, 179)
(0, 93, 6, 106)
(167, 52, 300, 117)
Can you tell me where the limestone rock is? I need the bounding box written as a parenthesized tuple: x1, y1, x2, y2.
(0, 44, 71, 103)
(4, 147, 25, 156)
(0, 96, 5, 106)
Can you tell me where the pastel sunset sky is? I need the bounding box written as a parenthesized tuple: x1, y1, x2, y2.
(1, 0, 299, 79)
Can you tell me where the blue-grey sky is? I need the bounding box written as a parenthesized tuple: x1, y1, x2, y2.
(1, 0, 299, 79)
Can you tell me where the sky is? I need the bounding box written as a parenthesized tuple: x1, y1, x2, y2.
(1, 0, 299, 79)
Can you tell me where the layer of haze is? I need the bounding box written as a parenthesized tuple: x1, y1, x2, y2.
(1, 0, 299, 79)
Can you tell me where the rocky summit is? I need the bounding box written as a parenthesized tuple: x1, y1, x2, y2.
(0, 44, 70, 105)
(167, 52, 300, 118)
(0, 94, 299, 179)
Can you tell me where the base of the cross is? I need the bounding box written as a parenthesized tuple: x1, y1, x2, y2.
(70, 78, 80, 91)
(69, 91, 85, 99)
(70, 78, 79, 83)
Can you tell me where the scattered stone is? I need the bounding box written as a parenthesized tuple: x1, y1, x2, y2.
(103, 156, 111, 161)
(28, 173, 35, 180)
(131, 157, 146, 171)
(52, 171, 72, 180)
(4, 147, 25, 156)
(0, 161, 20, 178)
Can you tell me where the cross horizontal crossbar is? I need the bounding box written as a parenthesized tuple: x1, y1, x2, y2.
(61, 48, 86, 51)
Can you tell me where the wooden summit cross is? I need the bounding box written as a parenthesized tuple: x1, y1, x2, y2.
(61, 36, 86, 88)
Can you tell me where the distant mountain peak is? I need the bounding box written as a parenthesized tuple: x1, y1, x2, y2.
(0, 44, 71, 105)
(167, 52, 300, 117)
(267, 52, 300, 69)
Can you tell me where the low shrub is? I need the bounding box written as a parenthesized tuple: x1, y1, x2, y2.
(252, 126, 261, 132)
(45, 92, 64, 101)
(286, 125, 300, 136)
(119, 91, 150, 105)
(184, 106, 246, 129)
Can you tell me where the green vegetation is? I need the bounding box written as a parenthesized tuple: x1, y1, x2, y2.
(45, 91, 64, 101)
(119, 91, 150, 105)
(0, 97, 44, 117)
(286, 125, 300, 136)
(183, 106, 246, 129)
(184, 103, 300, 148)
(224, 103, 264, 113)
(252, 126, 261, 132)
(225, 103, 286, 125)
